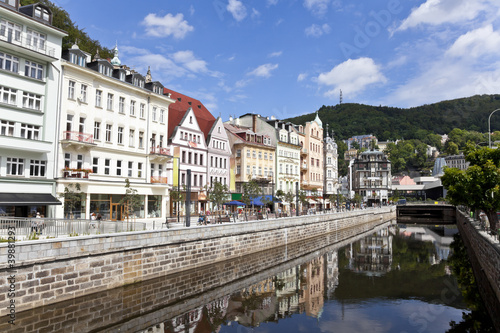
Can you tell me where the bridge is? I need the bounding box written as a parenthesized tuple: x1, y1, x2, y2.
(396, 204, 456, 225)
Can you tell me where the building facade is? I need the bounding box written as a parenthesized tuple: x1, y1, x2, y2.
(0, 1, 66, 217)
(323, 128, 338, 202)
(56, 44, 175, 220)
(351, 150, 391, 206)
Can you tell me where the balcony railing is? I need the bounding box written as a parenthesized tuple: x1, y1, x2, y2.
(63, 131, 94, 144)
(150, 146, 170, 156)
(62, 168, 91, 179)
(151, 176, 168, 184)
(0, 34, 56, 58)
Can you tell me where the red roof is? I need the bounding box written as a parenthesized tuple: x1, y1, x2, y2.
(164, 87, 215, 140)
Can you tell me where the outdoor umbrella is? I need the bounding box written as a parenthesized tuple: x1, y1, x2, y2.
(223, 200, 246, 206)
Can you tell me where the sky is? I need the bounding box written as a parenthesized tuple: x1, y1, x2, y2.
(53, 0, 500, 121)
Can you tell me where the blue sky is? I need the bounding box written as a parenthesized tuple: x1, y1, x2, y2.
(54, 0, 500, 121)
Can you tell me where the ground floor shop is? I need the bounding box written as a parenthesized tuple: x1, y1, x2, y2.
(0, 181, 61, 218)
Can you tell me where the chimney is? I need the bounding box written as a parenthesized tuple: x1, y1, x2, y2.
(252, 114, 257, 133)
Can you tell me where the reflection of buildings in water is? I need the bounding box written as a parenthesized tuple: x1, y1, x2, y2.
(347, 228, 393, 276)
(399, 226, 455, 265)
(137, 323, 164, 333)
(164, 296, 230, 333)
(324, 250, 339, 300)
(299, 256, 325, 318)
(275, 266, 302, 317)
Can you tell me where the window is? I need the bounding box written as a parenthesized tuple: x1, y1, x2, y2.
(80, 84, 87, 102)
(77, 154, 83, 169)
(27, 29, 46, 50)
(160, 109, 165, 123)
(117, 160, 122, 176)
(152, 107, 157, 121)
(194, 174, 197, 186)
(25, 60, 43, 80)
(119, 97, 125, 114)
(20, 124, 40, 140)
(6, 157, 23, 176)
(138, 162, 142, 177)
(189, 116, 193, 124)
(200, 175, 203, 186)
(78, 117, 85, 133)
(258, 167, 262, 175)
(236, 165, 241, 174)
(182, 151, 186, 163)
(128, 161, 133, 177)
(246, 166, 250, 175)
(0, 53, 19, 73)
(236, 149, 241, 157)
(93, 121, 100, 141)
(30, 159, 46, 176)
(140, 103, 145, 118)
(258, 152, 262, 159)
(95, 90, 102, 107)
(200, 154, 203, 166)
(107, 93, 113, 110)
(139, 131, 144, 148)
(22, 92, 42, 110)
(130, 100, 136, 116)
(68, 81, 75, 99)
(104, 159, 110, 175)
(269, 153, 273, 161)
(210, 156, 213, 167)
(0, 120, 14, 136)
(0, 20, 21, 42)
(252, 150, 256, 158)
(34, 6, 51, 22)
(105, 124, 112, 142)
(194, 153, 198, 165)
(92, 157, 99, 174)
(188, 152, 192, 164)
(117, 126, 123, 144)
(252, 166, 256, 175)
(181, 173, 185, 185)
(64, 153, 70, 168)
(0, 86, 16, 105)
(129, 129, 135, 147)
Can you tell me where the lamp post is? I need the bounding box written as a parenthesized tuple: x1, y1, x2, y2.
(488, 108, 500, 148)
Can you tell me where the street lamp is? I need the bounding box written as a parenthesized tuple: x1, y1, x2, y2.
(488, 108, 500, 148)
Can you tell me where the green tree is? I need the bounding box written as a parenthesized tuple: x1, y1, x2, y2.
(59, 183, 84, 219)
(441, 144, 500, 232)
(284, 191, 295, 215)
(119, 179, 143, 223)
(241, 180, 261, 220)
(208, 181, 229, 222)
(444, 141, 459, 155)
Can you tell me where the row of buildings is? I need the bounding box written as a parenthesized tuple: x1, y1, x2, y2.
(0, 0, 340, 220)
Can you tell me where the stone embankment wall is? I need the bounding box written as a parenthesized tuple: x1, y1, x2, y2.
(456, 211, 500, 331)
(0, 208, 394, 316)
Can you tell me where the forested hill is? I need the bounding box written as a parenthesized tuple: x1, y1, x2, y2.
(285, 94, 500, 141)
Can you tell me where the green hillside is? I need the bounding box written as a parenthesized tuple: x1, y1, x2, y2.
(286, 94, 500, 141)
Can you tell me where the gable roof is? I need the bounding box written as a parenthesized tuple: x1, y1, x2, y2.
(164, 87, 215, 140)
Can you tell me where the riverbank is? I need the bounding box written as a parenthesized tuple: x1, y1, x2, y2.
(0, 207, 395, 316)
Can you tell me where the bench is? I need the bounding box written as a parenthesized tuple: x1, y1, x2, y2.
(162, 217, 177, 228)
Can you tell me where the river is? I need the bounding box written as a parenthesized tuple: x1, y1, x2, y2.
(6, 221, 493, 332)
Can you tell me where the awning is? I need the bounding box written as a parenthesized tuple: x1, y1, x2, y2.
(250, 195, 281, 206)
(0, 193, 62, 206)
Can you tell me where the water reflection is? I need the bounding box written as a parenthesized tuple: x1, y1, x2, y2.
(4, 223, 476, 333)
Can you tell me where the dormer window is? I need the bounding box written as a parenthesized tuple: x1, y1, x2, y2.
(0, 0, 18, 8)
(34, 6, 50, 22)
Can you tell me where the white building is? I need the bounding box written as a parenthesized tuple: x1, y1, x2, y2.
(0, 1, 66, 217)
(56, 44, 175, 220)
(266, 119, 301, 195)
(323, 127, 339, 204)
(206, 117, 232, 190)
(165, 88, 213, 215)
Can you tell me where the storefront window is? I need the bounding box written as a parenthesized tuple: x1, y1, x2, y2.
(148, 195, 161, 218)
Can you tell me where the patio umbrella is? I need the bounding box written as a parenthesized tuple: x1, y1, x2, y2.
(223, 200, 246, 206)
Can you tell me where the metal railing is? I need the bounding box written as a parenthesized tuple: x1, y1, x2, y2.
(0, 217, 146, 241)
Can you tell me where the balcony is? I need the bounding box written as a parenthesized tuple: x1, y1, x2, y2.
(61, 168, 91, 179)
(61, 131, 95, 151)
(301, 148, 308, 155)
(150, 146, 170, 163)
(151, 176, 168, 184)
(0, 34, 57, 62)
(301, 163, 307, 170)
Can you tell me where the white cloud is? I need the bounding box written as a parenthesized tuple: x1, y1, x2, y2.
(304, 0, 331, 16)
(247, 63, 279, 78)
(267, 0, 279, 5)
(251, 8, 261, 19)
(141, 13, 194, 39)
(269, 51, 283, 58)
(227, 0, 247, 21)
(172, 50, 208, 73)
(189, 5, 195, 16)
(317, 58, 386, 97)
(297, 73, 308, 82)
(446, 25, 500, 59)
(305, 23, 331, 37)
(397, 0, 491, 31)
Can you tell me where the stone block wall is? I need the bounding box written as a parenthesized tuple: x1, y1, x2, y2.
(0, 208, 394, 316)
(456, 211, 500, 331)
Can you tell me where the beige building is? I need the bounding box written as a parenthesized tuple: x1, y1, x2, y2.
(224, 116, 276, 195)
(297, 112, 324, 202)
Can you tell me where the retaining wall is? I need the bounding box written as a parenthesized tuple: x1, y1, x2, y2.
(456, 211, 500, 331)
(0, 208, 394, 316)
